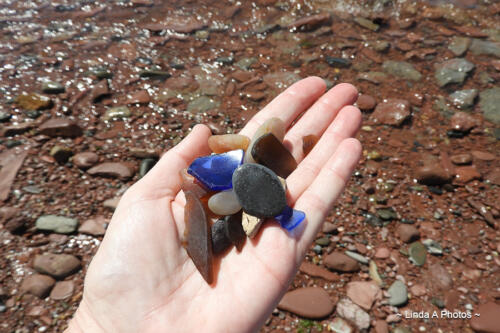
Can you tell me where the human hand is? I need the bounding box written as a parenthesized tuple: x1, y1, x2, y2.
(66, 77, 362, 333)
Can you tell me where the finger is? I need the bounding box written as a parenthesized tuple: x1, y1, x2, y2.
(283, 83, 358, 161)
(239, 76, 326, 138)
(134, 124, 212, 198)
(293, 138, 362, 257)
(286, 105, 362, 201)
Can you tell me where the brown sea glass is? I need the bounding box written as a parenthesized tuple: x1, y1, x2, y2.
(208, 134, 250, 154)
(184, 191, 213, 284)
(245, 117, 286, 163)
(180, 168, 208, 198)
(251, 133, 298, 178)
(302, 134, 319, 156)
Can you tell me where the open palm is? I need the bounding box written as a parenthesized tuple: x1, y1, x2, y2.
(67, 77, 362, 333)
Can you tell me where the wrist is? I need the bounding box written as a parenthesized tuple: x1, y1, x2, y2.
(66, 298, 106, 333)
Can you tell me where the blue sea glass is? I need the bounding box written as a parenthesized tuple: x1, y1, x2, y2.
(187, 149, 244, 191)
(275, 206, 306, 231)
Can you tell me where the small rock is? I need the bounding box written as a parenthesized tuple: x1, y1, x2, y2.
(479, 87, 500, 125)
(324, 252, 360, 272)
(139, 158, 157, 178)
(374, 320, 389, 333)
(87, 162, 134, 180)
(396, 224, 420, 243)
(0, 111, 11, 122)
(49, 280, 74, 300)
(322, 222, 337, 234)
(278, 287, 334, 319)
(208, 190, 242, 216)
(299, 262, 338, 281)
(139, 68, 171, 79)
(451, 153, 472, 165)
(73, 152, 99, 169)
(422, 239, 443, 255)
(485, 168, 500, 185)
(91, 79, 110, 102)
(469, 38, 500, 57)
(287, 13, 330, 31)
(354, 17, 379, 31)
(325, 56, 351, 68)
(39, 118, 82, 137)
(126, 90, 150, 105)
(15, 93, 53, 110)
(50, 145, 73, 164)
(450, 111, 480, 132)
(345, 250, 369, 264)
(370, 99, 411, 126)
(336, 297, 370, 330)
(328, 317, 353, 333)
(103, 106, 131, 121)
(408, 241, 427, 266)
(357, 72, 388, 85)
(429, 263, 453, 290)
(356, 94, 377, 111)
(346, 281, 381, 310)
(449, 89, 478, 109)
(241, 211, 263, 238)
(374, 247, 390, 259)
(410, 284, 427, 297)
(208, 134, 250, 154)
(211, 218, 232, 255)
(470, 302, 500, 333)
(78, 216, 107, 236)
(369, 261, 383, 287)
(455, 166, 481, 183)
(471, 151, 495, 161)
(315, 237, 330, 247)
(41, 81, 65, 94)
(448, 36, 471, 56)
(388, 280, 408, 306)
(382, 61, 422, 81)
(434, 58, 474, 87)
(33, 253, 81, 279)
(415, 164, 451, 185)
(129, 147, 160, 159)
(20, 274, 55, 298)
(35, 215, 78, 234)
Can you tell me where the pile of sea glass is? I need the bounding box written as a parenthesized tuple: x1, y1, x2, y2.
(181, 118, 317, 284)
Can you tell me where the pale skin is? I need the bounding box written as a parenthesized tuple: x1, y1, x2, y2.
(66, 77, 362, 333)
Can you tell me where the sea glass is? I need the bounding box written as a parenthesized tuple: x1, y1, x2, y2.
(245, 118, 286, 163)
(274, 206, 306, 231)
(208, 134, 250, 154)
(251, 133, 297, 178)
(302, 134, 319, 156)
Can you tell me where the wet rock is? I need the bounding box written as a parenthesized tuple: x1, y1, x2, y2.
(409, 241, 427, 266)
(397, 224, 420, 243)
(345, 250, 369, 264)
(356, 94, 377, 111)
(241, 211, 263, 238)
(357, 72, 388, 85)
(0, 149, 28, 201)
(287, 13, 330, 31)
(232, 163, 286, 218)
(346, 281, 381, 310)
(377, 208, 397, 221)
(448, 36, 471, 56)
(325, 56, 351, 68)
(33, 253, 81, 279)
(211, 218, 232, 255)
(50, 146, 73, 164)
(299, 262, 338, 281)
(434, 58, 474, 87)
(35, 215, 78, 234)
(20, 274, 55, 298)
(449, 89, 478, 109)
(1, 123, 33, 137)
(39, 118, 82, 137)
(235, 58, 257, 71)
(370, 99, 411, 126)
(336, 298, 370, 330)
(103, 106, 131, 121)
(41, 81, 65, 94)
(78, 216, 107, 236)
(184, 191, 213, 284)
(251, 133, 297, 178)
(15, 93, 53, 110)
(87, 162, 134, 180)
(73, 152, 99, 169)
(126, 90, 150, 105)
(479, 87, 500, 124)
(263, 72, 301, 90)
(382, 61, 422, 81)
(278, 287, 334, 319)
(485, 168, 500, 185)
(324, 252, 360, 272)
(469, 39, 500, 57)
(187, 96, 220, 113)
(208, 134, 250, 154)
(139, 158, 156, 178)
(245, 118, 286, 163)
(388, 280, 408, 306)
(90, 79, 110, 102)
(49, 281, 74, 300)
(302, 134, 319, 156)
(450, 112, 480, 132)
(415, 163, 451, 185)
(455, 166, 481, 183)
(208, 190, 242, 216)
(470, 302, 500, 333)
(354, 17, 379, 31)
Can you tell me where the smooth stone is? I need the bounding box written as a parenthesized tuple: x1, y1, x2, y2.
(251, 133, 297, 178)
(274, 206, 305, 231)
(373, 320, 389, 333)
(211, 218, 232, 255)
(299, 262, 338, 281)
(225, 211, 245, 251)
(469, 38, 500, 57)
(324, 252, 360, 272)
(139, 158, 157, 178)
(382, 61, 422, 81)
(33, 253, 81, 279)
(39, 118, 82, 137)
(35, 215, 78, 234)
(232, 164, 287, 218)
(49, 280, 74, 300)
(369, 260, 383, 287)
(180, 168, 209, 198)
(188, 149, 244, 191)
(287, 13, 330, 31)
(471, 150, 495, 161)
(184, 191, 213, 284)
(0, 111, 11, 122)
(139, 69, 170, 79)
(345, 250, 369, 264)
(388, 280, 408, 306)
(328, 317, 353, 333)
(325, 56, 351, 68)
(126, 90, 150, 104)
(129, 147, 160, 159)
(356, 94, 377, 111)
(415, 164, 451, 185)
(470, 302, 500, 333)
(449, 89, 478, 109)
(409, 241, 427, 266)
(235, 57, 257, 70)
(455, 166, 481, 183)
(103, 196, 121, 210)
(73, 152, 99, 169)
(356, 71, 388, 84)
(370, 99, 411, 126)
(346, 281, 381, 310)
(422, 239, 443, 255)
(451, 153, 472, 165)
(208, 190, 242, 216)
(278, 287, 334, 319)
(78, 216, 107, 236)
(245, 118, 285, 163)
(15, 93, 53, 110)
(50, 145, 73, 164)
(0, 149, 28, 201)
(336, 298, 370, 330)
(104, 106, 131, 121)
(479, 87, 500, 124)
(302, 134, 319, 156)
(354, 17, 379, 31)
(20, 274, 55, 298)
(0, 123, 32, 137)
(241, 211, 263, 238)
(208, 134, 250, 154)
(434, 58, 474, 87)
(42, 81, 65, 94)
(91, 79, 110, 102)
(315, 237, 330, 247)
(396, 224, 420, 243)
(448, 36, 471, 56)
(87, 162, 134, 180)
(187, 96, 220, 113)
